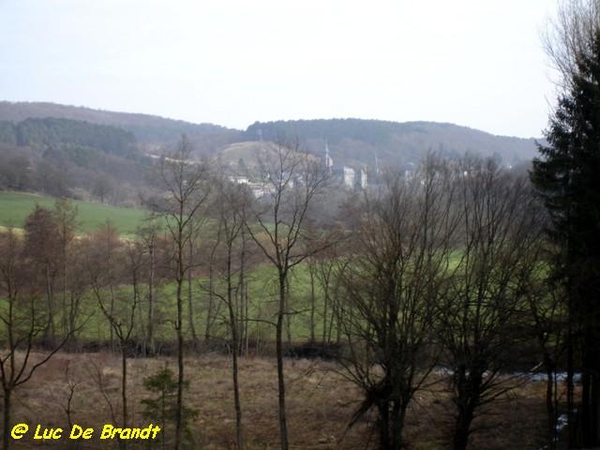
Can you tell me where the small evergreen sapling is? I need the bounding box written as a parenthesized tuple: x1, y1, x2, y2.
(141, 366, 197, 449)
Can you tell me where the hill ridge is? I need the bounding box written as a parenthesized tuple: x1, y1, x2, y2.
(0, 101, 540, 166)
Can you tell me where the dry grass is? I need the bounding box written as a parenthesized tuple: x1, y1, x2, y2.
(7, 352, 549, 449)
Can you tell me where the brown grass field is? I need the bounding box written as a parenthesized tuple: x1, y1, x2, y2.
(7, 351, 551, 449)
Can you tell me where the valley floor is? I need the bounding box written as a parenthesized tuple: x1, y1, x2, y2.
(8, 351, 550, 449)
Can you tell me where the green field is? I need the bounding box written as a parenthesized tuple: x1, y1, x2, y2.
(0, 191, 150, 235)
(0, 191, 325, 345)
(67, 262, 319, 345)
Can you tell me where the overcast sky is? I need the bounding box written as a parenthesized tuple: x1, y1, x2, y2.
(1, 0, 559, 138)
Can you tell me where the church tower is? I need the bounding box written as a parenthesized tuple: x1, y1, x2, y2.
(324, 140, 334, 171)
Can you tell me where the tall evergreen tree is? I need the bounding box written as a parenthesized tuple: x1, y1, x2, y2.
(531, 28, 600, 448)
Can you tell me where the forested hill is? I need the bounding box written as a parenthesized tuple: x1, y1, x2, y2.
(0, 102, 541, 167)
(0, 101, 242, 153)
(0, 118, 136, 157)
(245, 119, 540, 167)
(0, 116, 150, 202)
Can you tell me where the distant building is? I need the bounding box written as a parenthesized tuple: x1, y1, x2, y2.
(340, 165, 355, 188)
(356, 167, 368, 190)
(229, 175, 249, 184)
(227, 175, 271, 198)
(321, 141, 367, 190)
(247, 182, 270, 198)
(323, 141, 333, 172)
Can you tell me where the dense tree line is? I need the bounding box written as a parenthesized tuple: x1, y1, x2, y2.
(0, 117, 146, 202)
(0, 101, 242, 148)
(0, 122, 17, 146)
(0, 117, 243, 206)
(0, 144, 152, 203)
(0, 118, 136, 157)
(246, 118, 404, 146)
(245, 119, 538, 168)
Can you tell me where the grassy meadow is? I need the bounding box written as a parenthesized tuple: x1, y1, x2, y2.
(0, 190, 325, 347)
(63, 262, 323, 348)
(0, 191, 150, 235)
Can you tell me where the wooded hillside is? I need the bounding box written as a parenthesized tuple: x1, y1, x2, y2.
(245, 119, 540, 167)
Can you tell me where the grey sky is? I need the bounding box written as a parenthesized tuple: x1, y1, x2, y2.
(0, 0, 558, 138)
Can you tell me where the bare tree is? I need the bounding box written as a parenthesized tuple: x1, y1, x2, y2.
(93, 174, 113, 203)
(0, 228, 72, 450)
(84, 225, 144, 450)
(137, 219, 162, 356)
(23, 204, 61, 345)
(54, 198, 78, 337)
(523, 264, 567, 448)
(543, 0, 600, 88)
(64, 238, 92, 347)
(307, 257, 319, 343)
(305, 230, 341, 345)
(244, 139, 330, 450)
(203, 236, 222, 343)
(436, 159, 545, 450)
(153, 135, 211, 450)
(338, 157, 459, 450)
(207, 175, 254, 450)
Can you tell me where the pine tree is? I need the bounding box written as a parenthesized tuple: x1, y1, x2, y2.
(531, 28, 600, 448)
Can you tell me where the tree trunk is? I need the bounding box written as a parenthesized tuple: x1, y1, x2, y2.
(120, 345, 128, 450)
(309, 267, 316, 343)
(187, 240, 197, 343)
(148, 236, 156, 355)
(238, 229, 247, 356)
(206, 266, 215, 342)
(68, 292, 79, 345)
(377, 402, 391, 450)
(244, 281, 250, 356)
(228, 251, 244, 450)
(567, 311, 576, 447)
(277, 272, 289, 450)
(109, 284, 116, 352)
(175, 258, 185, 450)
(3, 388, 12, 450)
(546, 365, 557, 444)
(45, 265, 55, 345)
(232, 344, 244, 450)
(322, 290, 329, 345)
(581, 341, 600, 447)
(391, 400, 405, 450)
(453, 371, 479, 450)
(62, 247, 68, 336)
(453, 410, 473, 450)
(592, 371, 600, 446)
(285, 282, 292, 348)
